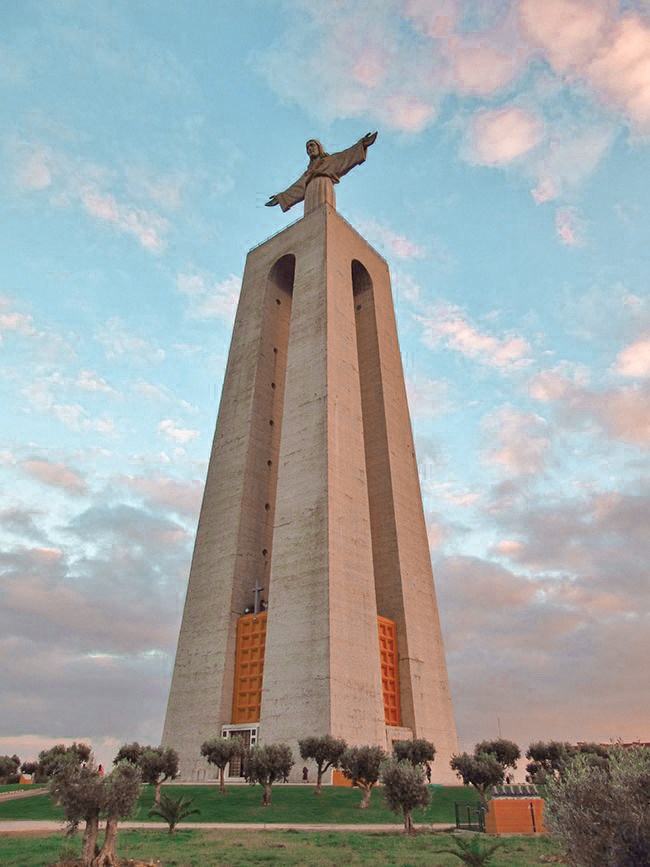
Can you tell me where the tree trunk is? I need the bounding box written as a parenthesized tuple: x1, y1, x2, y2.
(81, 813, 100, 866)
(154, 779, 163, 804)
(403, 811, 413, 835)
(262, 782, 272, 806)
(91, 817, 119, 867)
(360, 785, 372, 809)
(219, 766, 225, 794)
(315, 767, 323, 795)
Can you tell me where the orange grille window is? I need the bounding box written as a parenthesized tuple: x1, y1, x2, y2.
(377, 615, 401, 726)
(231, 611, 267, 723)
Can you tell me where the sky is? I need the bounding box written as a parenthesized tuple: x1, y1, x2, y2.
(1, 0, 649, 773)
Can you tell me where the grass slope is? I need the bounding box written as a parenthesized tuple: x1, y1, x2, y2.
(0, 784, 478, 824)
(0, 829, 564, 867)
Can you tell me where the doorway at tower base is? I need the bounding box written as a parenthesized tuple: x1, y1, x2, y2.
(231, 610, 403, 732)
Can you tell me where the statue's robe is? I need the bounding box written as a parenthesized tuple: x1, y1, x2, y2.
(275, 138, 368, 212)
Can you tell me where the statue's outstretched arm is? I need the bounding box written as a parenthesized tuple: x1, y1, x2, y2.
(362, 131, 378, 148)
(266, 173, 308, 212)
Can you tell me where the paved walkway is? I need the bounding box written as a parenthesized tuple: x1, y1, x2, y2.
(0, 820, 456, 834)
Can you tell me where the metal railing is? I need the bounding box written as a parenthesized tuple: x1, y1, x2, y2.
(454, 802, 486, 832)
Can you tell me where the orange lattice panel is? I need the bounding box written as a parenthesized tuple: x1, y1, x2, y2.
(231, 611, 267, 723)
(377, 615, 401, 726)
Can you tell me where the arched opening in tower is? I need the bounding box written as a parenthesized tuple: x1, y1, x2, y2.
(352, 259, 404, 729)
(231, 253, 294, 725)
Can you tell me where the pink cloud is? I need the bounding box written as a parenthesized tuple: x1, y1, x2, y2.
(555, 206, 585, 246)
(492, 539, 524, 557)
(351, 47, 386, 89)
(519, 0, 612, 72)
(468, 106, 543, 165)
(122, 474, 202, 517)
(483, 406, 550, 476)
(383, 95, 434, 132)
(529, 365, 650, 448)
(528, 363, 589, 401)
(419, 305, 531, 370)
(22, 459, 87, 495)
(615, 336, 650, 377)
(15, 145, 53, 190)
(521, 1, 650, 130)
(0, 311, 35, 337)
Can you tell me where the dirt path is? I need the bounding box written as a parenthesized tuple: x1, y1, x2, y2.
(0, 819, 456, 834)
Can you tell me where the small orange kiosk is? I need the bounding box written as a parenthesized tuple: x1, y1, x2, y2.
(485, 785, 546, 834)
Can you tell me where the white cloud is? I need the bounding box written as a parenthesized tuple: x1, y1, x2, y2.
(176, 272, 241, 321)
(158, 419, 200, 444)
(354, 218, 426, 260)
(80, 186, 167, 253)
(75, 369, 118, 396)
(407, 376, 449, 418)
(96, 317, 165, 363)
(9, 136, 170, 253)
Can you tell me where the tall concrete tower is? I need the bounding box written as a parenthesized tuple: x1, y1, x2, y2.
(162, 134, 457, 783)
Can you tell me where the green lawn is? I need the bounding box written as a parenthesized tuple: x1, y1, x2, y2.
(0, 828, 564, 866)
(0, 784, 480, 825)
(0, 784, 45, 793)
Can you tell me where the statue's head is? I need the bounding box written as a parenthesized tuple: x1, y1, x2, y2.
(306, 139, 327, 159)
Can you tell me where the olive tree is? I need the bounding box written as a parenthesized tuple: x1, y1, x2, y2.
(139, 747, 178, 805)
(450, 751, 505, 805)
(545, 745, 650, 867)
(113, 743, 178, 804)
(92, 762, 141, 867)
(200, 736, 243, 794)
(525, 740, 574, 784)
(112, 742, 143, 766)
(340, 745, 387, 809)
(392, 739, 435, 769)
(474, 739, 520, 773)
(243, 743, 294, 806)
(299, 735, 347, 794)
(0, 754, 20, 783)
(38, 742, 91, 779)
(381, 758, 430, 834)
(50, 761, 105, 866)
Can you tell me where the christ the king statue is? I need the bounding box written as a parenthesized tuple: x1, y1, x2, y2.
(266, 132, 378, 214)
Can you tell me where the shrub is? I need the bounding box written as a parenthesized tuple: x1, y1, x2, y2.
(545, 745, 650, 867)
